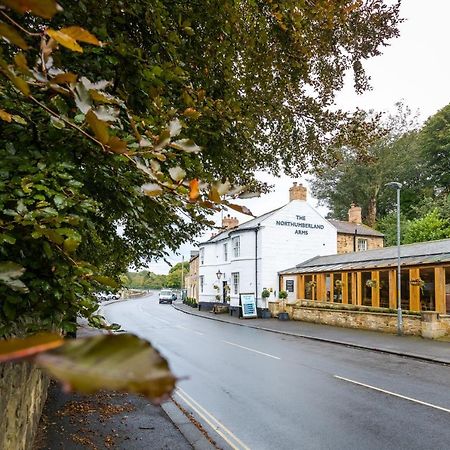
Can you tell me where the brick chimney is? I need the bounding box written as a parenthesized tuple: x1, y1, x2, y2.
(289, 182, 307, 201)
(222, 214, 239, 230)
(348, 203, 362, 224)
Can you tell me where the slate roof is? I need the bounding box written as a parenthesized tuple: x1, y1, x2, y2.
(328, 219, 384, 237)
(201, 205, 285, 244)
(279, 238, 450, 274)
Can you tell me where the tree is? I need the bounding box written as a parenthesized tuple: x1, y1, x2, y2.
(403, 209, 450, 244)
(165, 262, 189, 289)
(310, 105, 425, 226)
(0, 0, 403, 336)
(420, 103, 450, 193)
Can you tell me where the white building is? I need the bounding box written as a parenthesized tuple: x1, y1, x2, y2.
(197, 183, 338, 313)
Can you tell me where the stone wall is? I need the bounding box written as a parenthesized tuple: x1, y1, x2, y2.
(292, 306, 421, 336)
(0, 361, 49, 450)
(337, 234, 384, 254)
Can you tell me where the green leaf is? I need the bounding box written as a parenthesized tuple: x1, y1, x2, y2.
(35, 334, 177, 401)
(0, 233, 16, 244)
(92, 275, 119, 288)
(63, 237, 80, 253)
(0, 261, 29, 293)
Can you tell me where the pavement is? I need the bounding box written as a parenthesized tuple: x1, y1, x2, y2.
(34, 318, 215, 450)
(173, 302, 450, 365)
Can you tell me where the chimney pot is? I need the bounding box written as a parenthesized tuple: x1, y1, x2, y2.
(289, 182, 307, 201)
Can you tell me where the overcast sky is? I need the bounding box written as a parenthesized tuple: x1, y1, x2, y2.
(146, 0, 450, 274)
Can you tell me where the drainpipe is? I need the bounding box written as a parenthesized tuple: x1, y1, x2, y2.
(353, 229, 357, 252)
(255, 224, 260, 311)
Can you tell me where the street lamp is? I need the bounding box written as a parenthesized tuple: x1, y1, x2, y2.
(216, 269, 223, 303)
(385, 181, 403, 336)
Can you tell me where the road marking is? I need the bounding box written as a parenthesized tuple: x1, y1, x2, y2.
(222, 340, 281, 360)
(176, 325, 204, 336)
(175, 387, 250, 450)
(334, 375, 450, 414)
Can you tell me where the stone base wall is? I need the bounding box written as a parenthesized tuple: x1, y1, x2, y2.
(292, 306, 421, 336)
(0, 361, 49, 450)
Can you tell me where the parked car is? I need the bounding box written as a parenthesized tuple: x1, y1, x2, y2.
(159, 289, 176, 304)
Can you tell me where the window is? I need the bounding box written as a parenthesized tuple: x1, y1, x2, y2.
(357, 238, 368, 252)
(200, 248, 204, 264)
(223, 243, 228, 261)
(200, 276, 204, 293)
(232, 272, 240, 295)
(232, 236, 240, 258)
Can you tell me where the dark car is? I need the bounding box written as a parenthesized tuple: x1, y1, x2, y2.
(159, 289, 176, 304)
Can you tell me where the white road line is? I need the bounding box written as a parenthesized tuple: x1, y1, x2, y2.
(175, 325, 204, 336)
(175, 387, 250, 450)
(222, 340, 281, 360)
(334, 375, 450, 414)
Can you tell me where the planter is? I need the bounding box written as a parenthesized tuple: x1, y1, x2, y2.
(261, 310, 272, 319)
(278, 312, 289, 321)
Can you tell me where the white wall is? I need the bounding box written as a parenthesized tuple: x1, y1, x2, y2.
(198, 199, 337, 308)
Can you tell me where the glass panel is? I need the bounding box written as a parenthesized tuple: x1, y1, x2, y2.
(420, 268, 435, 311)
(400, 269, 410, 310)
(334, 273, 342, 303)
(445, 267, 450, 314)
(348, 273, 353, 305)
(361, 271, 372, 306)
(325, 274, 331, 302)
(379, 271, 390, 308)
(304, 275, 313, 300)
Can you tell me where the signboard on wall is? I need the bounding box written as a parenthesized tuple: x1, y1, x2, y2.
(240, 293, 257, 318)
(286, 280, 294, 292)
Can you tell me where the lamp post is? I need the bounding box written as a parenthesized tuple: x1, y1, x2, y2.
(216, 269, 222, 303)
(385, 181, 403, 336)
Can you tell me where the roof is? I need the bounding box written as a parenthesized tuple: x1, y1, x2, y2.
(201, 205, 285, 245)
(279, 238, 450, 274)
(328, 219, 384, 237)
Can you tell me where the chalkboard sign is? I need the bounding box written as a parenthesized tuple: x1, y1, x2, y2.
(240, 293, 257, 318)
(286, 280, 294, 292)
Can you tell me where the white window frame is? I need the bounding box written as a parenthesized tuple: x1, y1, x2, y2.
(223, 243, 228, 262)
(200, 275, 204, 293)
(232, 236, 240, 258)
(200, 248, 204, 264)
(357, 238, 368, 252)
(231, 272, 239, 295)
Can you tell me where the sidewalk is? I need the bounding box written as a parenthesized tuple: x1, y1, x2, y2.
(173, 303, 450, 365)
(34, 321, 215, 450)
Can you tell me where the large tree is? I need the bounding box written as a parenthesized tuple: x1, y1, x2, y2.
(310, 106, 426, 226)
(0, 0, 402, 335)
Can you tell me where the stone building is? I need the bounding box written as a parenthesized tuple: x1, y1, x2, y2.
(330, 203, 384, 254)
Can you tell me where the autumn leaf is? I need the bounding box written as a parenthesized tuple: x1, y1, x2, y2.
(86, 109, 109, 144)
(189, 179, 200, 201)
(108, 136, 128, 154)
(168, 166, 186, 182)
(1, 0, 58, 19)
(0, 333, 64, 363)
(0, 108, 12, 122)
(59, 26, 101, 46)
(46, 29, 83, 52)
(52, 72, 78, 84)
(35, 334, 177, 402)
(142, 183, 163, 197)
(0, 22, 29, 49)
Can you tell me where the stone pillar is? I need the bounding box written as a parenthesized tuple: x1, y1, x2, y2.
(289, 182, 307, 201)
(421, 311, 446, 339)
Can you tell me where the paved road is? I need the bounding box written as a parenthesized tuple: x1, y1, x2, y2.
(103, 295, 450, 450)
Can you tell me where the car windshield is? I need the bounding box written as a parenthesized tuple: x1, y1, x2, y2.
(160, 290, 172, 295)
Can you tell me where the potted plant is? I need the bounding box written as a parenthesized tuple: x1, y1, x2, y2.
(278, 290, 289, 320)
(305, 280, 316, 294)
(261, 288, 271, 318)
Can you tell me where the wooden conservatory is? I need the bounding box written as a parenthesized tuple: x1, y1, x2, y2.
(279, 239, 450, 314)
